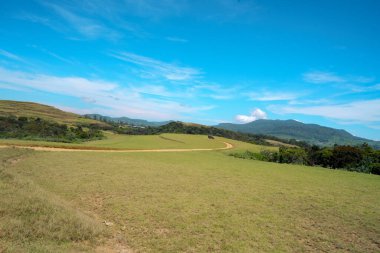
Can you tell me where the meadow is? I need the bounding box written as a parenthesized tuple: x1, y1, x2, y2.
(0, 133, 228, 150)
(0, 135, 379, 252)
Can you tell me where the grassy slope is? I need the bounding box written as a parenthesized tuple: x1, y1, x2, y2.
(0, 133, 231, 150)
(0, 148, 106, 252)
(0, 100, 104, 125)
(1, 143, 378, 252)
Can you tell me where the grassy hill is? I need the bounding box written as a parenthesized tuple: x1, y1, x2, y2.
(216, 119, 380, 148)
(0, 100, 106, 126)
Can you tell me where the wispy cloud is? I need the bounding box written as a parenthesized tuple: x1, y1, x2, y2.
(303, 71, 345, 84)
(193, 82, 238, 100)
(30, 45, 75, 65)
(270, 99, 380, 122)
(248, 91, 301, 101)
(35, 2, 120, 40)
(110, 51, 201, 81)
(236, 109, 267, 123)
(303, 70, 374, 85)
(0, 67, 213, 120)
(341, 83, 380, 93)
(0, 49, 23, 61)
(0, 49, 28, 64)
(166, 36, 188, 43)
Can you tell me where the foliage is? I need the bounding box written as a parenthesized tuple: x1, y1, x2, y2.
(230, 149, 279, 162)
(279, 147, 308, 165)
(233, 143, 380, 175)
(0, 116, 103, 143)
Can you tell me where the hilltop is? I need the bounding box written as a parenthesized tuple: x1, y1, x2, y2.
(216, 119, 380, 148)
(0, 100, 107, 126)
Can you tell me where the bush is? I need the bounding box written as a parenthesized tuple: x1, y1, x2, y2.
(370, 163, 380, 175)
(279, 147, 308, 165)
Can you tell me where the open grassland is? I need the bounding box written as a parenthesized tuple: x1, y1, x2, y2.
(0, 142, 379, 252)
(0, 100, 104, 125)
(0, 133, 231, 150)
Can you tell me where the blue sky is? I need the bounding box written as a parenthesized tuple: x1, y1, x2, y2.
(1, 0, 380, 140)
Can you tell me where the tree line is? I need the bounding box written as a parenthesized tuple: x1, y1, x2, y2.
(230, 144, 380, 175)
(0, 116, 103, 143)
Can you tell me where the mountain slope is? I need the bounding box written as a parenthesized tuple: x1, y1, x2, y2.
(0, 100, 107, 126)
(84, 114, 171, 127)
(216, 119, 380, 148)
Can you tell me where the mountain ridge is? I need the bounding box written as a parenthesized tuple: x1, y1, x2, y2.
(84, 114, 171, 127)
(216, 119, 380, 148)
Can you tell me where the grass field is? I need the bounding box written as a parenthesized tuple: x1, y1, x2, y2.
(0, 133, 234, 150)
(0, 138, 379, 252)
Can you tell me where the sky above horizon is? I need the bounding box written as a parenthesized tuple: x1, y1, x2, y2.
(0, 0, 380, 140)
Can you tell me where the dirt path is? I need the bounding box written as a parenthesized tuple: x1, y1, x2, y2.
(0, 142, 233, 153)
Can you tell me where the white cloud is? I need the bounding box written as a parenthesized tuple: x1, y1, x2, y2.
(110, 51, 201, 81)
(303, 71, 345, 84)
(270, 99, 380, 122)
(235, 109, 267, 123)
(0, 67, 213, 120)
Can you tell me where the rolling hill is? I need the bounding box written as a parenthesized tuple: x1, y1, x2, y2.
(216, 119, 380, 148)
(0, 100, 107, 126)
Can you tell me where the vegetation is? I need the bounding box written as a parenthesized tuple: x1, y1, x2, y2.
(0, 145, 378, 252)
(85, 113, 170, 127)
(217, 119, 380, 148)
(231, 143, 380, 175)
(0, 116, 103, 143)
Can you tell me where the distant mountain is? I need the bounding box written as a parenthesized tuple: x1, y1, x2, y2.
(84, 114, 171, 127)
(216, 119, 380, 148)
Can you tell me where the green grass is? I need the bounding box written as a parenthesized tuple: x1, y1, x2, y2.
(0, 133, 230, 150)
(0, 148, 106, 252)
(0, 100, 105, 126)
(0, 141, 379, 252)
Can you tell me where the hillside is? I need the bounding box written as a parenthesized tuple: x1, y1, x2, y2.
(216, 119, 380, 148)
(84, 113, 170, 127)
(0, 100, 107, 126)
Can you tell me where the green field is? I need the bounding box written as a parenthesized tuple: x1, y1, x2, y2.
(0, 137, 379, 252)
(0, 133, 234, 150)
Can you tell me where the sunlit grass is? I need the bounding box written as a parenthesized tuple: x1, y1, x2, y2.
(1, 143, 378, 252)
(0, 133, 227, 150)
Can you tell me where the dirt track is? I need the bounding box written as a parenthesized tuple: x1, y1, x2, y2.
(0, 142, 233, 153)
